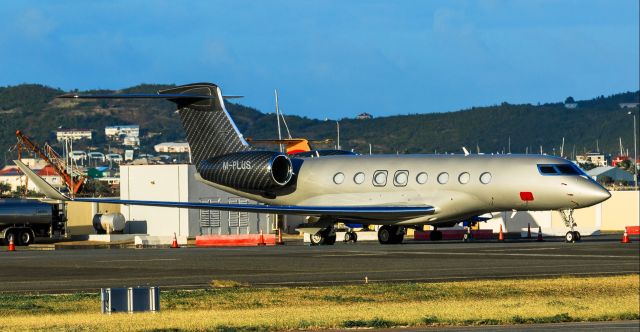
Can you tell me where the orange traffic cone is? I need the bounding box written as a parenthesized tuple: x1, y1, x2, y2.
(527, 223, 532, 239)
(536, 227, 544, 242)
(621, 230, 631, 244)
(257, 230, 266, 246)
(170, 232, 180, 248)
(8, 236, 15, 252)
(498, 225, 504, 241)
(276, 228, 284, 245)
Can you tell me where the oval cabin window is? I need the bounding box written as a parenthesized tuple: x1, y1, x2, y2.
(480, 172, 492, 184)
(437, 172, 449, 184)
(458, 172, 470, 184)
(416, 172, 428, 184)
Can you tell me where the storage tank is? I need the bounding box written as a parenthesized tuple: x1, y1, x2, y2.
(0, 199, 53, 225)
(92, 213, 126, 234)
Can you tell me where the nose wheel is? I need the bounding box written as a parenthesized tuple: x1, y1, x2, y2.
(560, 209, 581, 243)
(565, 231, 581, 243)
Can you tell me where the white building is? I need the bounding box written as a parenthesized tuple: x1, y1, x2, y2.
(119, 164, 273, 237)
(0, 165, 63, 192)
(576, 153, 607, 167)
(105, 125, 140, 139)
(154, 142, 191, 154)
(123, 136, 140, 147)
(619, 103, 639, 109)
(56, 129, 92, 142)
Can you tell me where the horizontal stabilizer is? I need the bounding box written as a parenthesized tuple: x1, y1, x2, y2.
(58, 94, 240, 100)
(58, 93, 215, 100)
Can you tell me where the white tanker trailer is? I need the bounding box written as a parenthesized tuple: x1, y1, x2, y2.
(0, 199, 66, 246)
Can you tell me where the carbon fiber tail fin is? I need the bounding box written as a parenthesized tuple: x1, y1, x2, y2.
(57, 82, 251, 168)
(159, 83, 251, 166)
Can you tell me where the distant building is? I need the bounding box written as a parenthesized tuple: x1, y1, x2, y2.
(154, 142, 191, 153)
(356, 112, 373, 120)
(105, 125, 140, 139)
(586, 166, 634, 185)
(576, 153, 607, 167)
(611, 155, 629, 167)
(0, 165, 63, 192)
(564, 103, 578, 109)
(123, 136, 140, 147)
(619, 103, 639, 109)
(56, 129, 92, 142)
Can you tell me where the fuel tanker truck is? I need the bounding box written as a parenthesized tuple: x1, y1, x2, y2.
(0, 199, 66, 246)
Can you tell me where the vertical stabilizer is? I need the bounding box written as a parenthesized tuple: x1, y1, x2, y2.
(159, 83, 251, 166)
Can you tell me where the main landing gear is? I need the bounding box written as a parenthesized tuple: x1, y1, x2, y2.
(343, 230, 358, 243)
(559, 209, 581, 243)
(430, 227, 443, 241)
(310, 227, 337, 245)
(377, 225, 405, 244)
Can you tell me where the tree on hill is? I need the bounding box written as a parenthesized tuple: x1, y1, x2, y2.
(564, 96, 575, 104)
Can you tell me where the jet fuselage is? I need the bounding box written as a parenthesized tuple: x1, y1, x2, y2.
(197, 153, 611, 226)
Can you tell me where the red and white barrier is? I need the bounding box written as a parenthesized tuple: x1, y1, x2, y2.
(195, 234, 276, 247)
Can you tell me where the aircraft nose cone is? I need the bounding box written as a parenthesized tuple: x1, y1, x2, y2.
(583, 184, 611, 206)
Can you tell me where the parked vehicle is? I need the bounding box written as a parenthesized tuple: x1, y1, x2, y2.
(0, 199, 66, 245)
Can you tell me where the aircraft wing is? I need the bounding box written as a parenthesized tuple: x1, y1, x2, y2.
(13, 160, 433, 219)
(74, 197, 433, 219)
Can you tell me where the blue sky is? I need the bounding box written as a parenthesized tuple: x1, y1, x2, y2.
(0, 0, 638, 119)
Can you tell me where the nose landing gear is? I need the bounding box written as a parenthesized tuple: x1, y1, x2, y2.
(559, 209, 581, 243)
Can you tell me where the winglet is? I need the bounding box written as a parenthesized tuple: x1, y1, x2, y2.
(13, 160, 70, 201)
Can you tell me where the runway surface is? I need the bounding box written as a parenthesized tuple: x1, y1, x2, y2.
(0, 236, 638, 293)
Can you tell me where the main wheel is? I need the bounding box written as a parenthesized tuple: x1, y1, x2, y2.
(351, 232, 358, 243)
(392, 231, 405, 244)
(565, 231, 575, 243)
(18, 230, 34, 246)
(310, 232, 325, 245)
(324, 234, 337, 245)
(344, 232, 351, 242)
(463, 232, 471, 242)
(378, 226, 392, 244)
(574, 231, 581, 242)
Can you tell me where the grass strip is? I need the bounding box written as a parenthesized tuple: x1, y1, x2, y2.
(0, 274, 637, 331)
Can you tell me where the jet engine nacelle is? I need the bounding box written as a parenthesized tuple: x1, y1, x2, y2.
(198, 151, 294, 191)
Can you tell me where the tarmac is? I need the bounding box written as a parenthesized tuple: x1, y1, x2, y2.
(0, 235, 638, 294)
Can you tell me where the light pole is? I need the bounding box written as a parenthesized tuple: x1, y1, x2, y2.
(630, 111, 638, 190)
(336, 121, 341, 150)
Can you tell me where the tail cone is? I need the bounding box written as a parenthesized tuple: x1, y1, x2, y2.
(170, 233, 180, 249)
(621, 230, 631, 244)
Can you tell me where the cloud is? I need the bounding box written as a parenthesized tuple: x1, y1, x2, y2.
(17, 8, 56, 40)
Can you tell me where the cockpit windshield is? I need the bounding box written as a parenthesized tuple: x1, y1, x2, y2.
(537, 163, 585, 176)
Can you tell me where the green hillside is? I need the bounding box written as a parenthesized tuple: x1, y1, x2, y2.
(0, 84, 638, 167)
